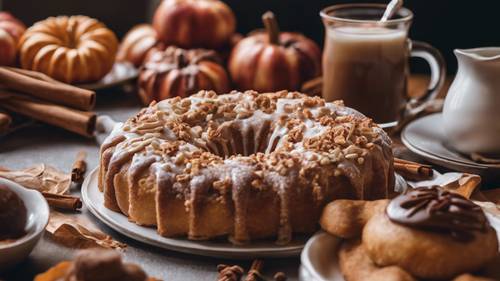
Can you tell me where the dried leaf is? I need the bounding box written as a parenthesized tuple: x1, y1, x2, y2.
(442, 173, 482, 199)
(0, 164, 71, 194)
(46, 211, 126, 250)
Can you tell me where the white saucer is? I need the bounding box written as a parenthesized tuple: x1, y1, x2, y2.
(401, 113, 500, 183)
(81, 168, 306, 259)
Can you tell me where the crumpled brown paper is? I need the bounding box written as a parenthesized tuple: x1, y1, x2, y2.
(0, 164, 71, 194)
(46, 211, 126, 250)
(443, 173, 482, 199)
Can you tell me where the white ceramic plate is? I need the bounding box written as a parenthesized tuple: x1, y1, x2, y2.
(300, 207, 500, 281)
(401, 113, 500, 183)
(76, 62, 138, 91)
(82, 167, 306, 259)
(83, 168, 407, 259)
(0, 178, 49, 271)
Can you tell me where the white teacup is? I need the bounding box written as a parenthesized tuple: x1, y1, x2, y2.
(443, 47, 500, 156)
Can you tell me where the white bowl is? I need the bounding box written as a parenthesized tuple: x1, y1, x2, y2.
(299, 231, 343, 281)
(0, 178, 49, 271)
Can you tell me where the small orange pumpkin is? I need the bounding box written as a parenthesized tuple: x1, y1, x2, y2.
(153, 0, 236, 49)
(228, 11, 321, 92)
(116, 24, 158, 67)
(138, 46, 230, 105)
(0, 12, 25, 66)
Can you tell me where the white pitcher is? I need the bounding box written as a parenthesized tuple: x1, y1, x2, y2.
(443, 47, 500, 156)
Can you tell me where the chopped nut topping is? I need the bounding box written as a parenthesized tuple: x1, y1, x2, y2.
(117, 90, 389, 197)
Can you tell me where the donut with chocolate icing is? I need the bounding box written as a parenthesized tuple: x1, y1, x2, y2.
(99, 90, 395, 244)
(0, 184, 27, 241)
(363, 187, 498, 280)
(386, 186, 488, 241)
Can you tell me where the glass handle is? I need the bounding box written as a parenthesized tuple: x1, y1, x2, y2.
(408, 40, 447, 104)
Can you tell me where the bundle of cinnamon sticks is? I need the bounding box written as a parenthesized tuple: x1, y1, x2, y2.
(0, 67, 96, 137)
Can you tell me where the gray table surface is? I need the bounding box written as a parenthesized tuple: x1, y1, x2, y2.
(0, 89, 301, 281)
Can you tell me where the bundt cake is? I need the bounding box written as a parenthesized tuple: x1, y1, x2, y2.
(99, 91, 394, 244)
(18, 15, 118, 84)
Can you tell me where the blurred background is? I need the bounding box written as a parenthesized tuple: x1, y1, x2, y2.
(2, 0, 498, 73)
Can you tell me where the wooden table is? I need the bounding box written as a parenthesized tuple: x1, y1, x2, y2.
(0, 75, 495, 281)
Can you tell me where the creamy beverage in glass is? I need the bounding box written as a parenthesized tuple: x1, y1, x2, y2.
(320, 4, 445, 125)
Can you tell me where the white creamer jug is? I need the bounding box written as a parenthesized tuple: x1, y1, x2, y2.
(443, 47, 500, 156)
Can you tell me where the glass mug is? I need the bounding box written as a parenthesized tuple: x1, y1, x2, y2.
(320, 4, 446, 125)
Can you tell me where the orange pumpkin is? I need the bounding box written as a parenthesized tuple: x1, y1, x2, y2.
(0, 12, 25, 66)
(228, 11, 321, 92)
(116, 24, 158, 67)
(152, 0, 236, 49)
(138, 46, 230, 105)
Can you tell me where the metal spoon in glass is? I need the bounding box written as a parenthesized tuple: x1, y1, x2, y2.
(381, 0, 403, 21)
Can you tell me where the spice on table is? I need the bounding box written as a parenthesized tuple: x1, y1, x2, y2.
(42, 192, 82, 211)
(0, 91, 96, 137)
(273, 272, 287, 281)
(217, 264, 244, 281)
(71, 151, 87, 183)
(245, 259, 264, 281)
(394, 158, 433, 181)
(0, 112, 11, 134)
(0, 66, 96, 111)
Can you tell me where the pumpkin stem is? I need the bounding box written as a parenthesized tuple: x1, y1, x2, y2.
(175, 49, 188, 68)
(262, 11, 280, 45)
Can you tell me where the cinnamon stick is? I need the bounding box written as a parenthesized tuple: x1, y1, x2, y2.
(0, 67, 95, 111)
(4, 66, 64, 85)
(245, 259, 264, 281)
(394, 158, 433, 181)
(394, 157, 432, 168)
(0, 112, 11, 134)
(72, 151, 87, 183)
(0, 90, 96, 137)
(42, 192, 82, 211)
